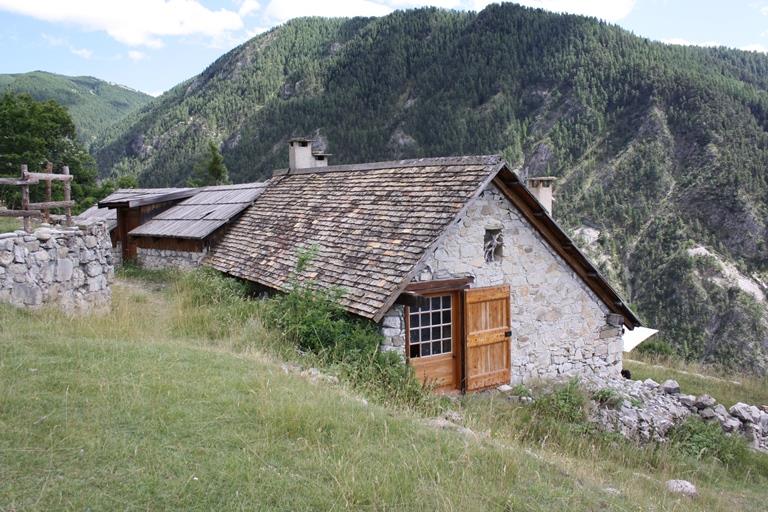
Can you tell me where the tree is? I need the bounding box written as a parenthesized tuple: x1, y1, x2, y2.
(0, 92, 98, 209)
(188, 141, 229, 187)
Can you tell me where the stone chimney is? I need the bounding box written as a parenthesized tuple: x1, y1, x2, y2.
(526, 176, 556, 216)
(288, 138, 331, 170)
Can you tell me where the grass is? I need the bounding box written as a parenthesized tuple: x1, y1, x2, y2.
(625, 354, 768, 407)
(1, 270, 766, 510)
(0, 217, 20, 233)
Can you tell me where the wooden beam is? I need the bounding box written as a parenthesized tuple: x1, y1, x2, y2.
(20, 164, 30, 232)
(406, 277, 474, 294)
(0, 209, 42, 218)
(44, 161, 52, 223)
(28, 200, 75, 209)
(63, 165, 72, 226)
(0, 177, 40, 186)
(26, 172, 73, 182)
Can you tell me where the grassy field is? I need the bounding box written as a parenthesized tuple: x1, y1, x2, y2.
(0, 217, 20, 233)
(1, 272, 766, 510)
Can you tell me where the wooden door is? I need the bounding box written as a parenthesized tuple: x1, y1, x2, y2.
(406, 291, 461, 391)
(464, 285, 511, 391)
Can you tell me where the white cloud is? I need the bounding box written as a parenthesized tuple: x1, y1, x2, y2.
(41, 32, 93, 59)
(1, 0, 244, 47)
(511, 0, 636, 22)
(741, 43, 768, 53)
(264, 0, 392, 22)
(127, 50, 146, 61)
(237, 0, 260, 17)
(663, 38, 719, 47)
(148, 90, 165, 97)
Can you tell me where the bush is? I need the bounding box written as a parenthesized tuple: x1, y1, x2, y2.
(531, 379, 587, 423)
(592, 387, 623, 409)
(669, 417, 748, 465)
(636, 339, 676, 357)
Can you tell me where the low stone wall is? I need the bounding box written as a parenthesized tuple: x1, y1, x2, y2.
(0, 222, 114, 313)
(136, 247, 206, 270)
(112, 241, 123, 268)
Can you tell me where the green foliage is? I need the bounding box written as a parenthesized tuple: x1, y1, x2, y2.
(669, 417, 750, 466)
(0, 70, 151, 146)
(0, 92, 104, 212)
(187, 140, 230, 186)
(531, 379, 587, 424)
(592, 387, 624, 409)
(636, 339, 677, 358)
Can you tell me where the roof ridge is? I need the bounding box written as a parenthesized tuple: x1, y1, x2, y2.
(272, 155, 503, 177)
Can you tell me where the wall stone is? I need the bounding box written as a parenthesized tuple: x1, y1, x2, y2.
(380, 184, 623, 385)
(0, 222, 114, 313)
(137, 247, 206, 270)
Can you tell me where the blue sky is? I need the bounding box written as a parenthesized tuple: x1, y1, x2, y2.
(1, 1, 767, 96)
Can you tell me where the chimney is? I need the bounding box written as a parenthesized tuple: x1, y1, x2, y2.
(288, 138, 315, 170)
(288, 138, 331, 170)
(526, 176, 556, 216)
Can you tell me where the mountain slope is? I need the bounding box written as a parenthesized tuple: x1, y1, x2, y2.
(92, 5, 768, 373)
(0, 71, 152, 146)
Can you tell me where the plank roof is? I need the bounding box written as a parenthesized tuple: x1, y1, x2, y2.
(207, 155, 640, 326)
(98, 188, 196, 208)
(74, 205, 117, 231)
(129, 182, 268, 240)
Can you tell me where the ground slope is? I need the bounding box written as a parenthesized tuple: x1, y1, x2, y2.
(0, 71, 152, 146)
(1, 277, 765, 510)
(92, 4, 768, 372)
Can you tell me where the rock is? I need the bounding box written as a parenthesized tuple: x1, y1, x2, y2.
(661, 379, 680, 394)
(694, 394, 716, 410)
(731, 402, 758, 423)
(678, 394, 696, 408)
(760, 412, 768, 432)
(85, 261, 102, 277)
(444, 410, 463, 424)
(0, 250, 13, 265)
(497, 384, 513, 392)
(643, 378, 659, 389)
(699, 407, 717, 421)
(665, 479, 697, 497)
(34, 228, 52, 241)
(713, 404, 728, 418)
(721, 416, 741, 433)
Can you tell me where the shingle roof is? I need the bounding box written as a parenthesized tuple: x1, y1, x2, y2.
(98, 188, 196, 208)
(208, 156, 505, 319)
(75, 205, 117, 231)
(128, 182, 268, 240)
(208, 155, 641, 327)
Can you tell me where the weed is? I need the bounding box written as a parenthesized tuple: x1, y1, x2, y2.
(592, 387, 624, 409)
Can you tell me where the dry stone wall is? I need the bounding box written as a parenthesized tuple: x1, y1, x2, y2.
(380, 184, 623, 384)
(137, 247, 206, 270)
(0, 222, 114, 313)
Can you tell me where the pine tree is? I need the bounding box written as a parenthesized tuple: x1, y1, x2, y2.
(189, 141, 229, 187)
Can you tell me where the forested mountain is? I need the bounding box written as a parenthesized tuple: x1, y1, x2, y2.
(92, 4, 768, 373)
(0, 71, 152, 146)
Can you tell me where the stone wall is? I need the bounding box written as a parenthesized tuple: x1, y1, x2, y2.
(0, 222, 114, 313)
(380, 184, 623, 384)
(112, 241, 123, 268)
(137, 247, 206, 270)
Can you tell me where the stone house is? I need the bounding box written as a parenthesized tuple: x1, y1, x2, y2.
(208, 152, 641, 391)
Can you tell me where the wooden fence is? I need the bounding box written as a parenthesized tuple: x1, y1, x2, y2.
(0, 163, 73, 231)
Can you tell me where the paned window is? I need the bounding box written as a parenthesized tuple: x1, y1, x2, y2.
(408, 295, 452, 358)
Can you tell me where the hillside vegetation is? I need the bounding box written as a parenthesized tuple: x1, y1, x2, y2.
(92, 4, 768, 373)
(1, 269, 766, 510)
(0, 71, 152, 146)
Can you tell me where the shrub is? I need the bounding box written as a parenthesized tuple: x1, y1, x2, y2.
(668, 417, 748, 465)
(636, 339, 676, 357)
(592, 387, 623, 409)
(531, 379, 587, 423)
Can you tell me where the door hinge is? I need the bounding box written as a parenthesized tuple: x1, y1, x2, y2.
(504, 330, 512, 337)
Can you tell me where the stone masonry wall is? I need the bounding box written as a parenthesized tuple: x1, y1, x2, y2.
(0, 222, 114, 313)
(380, 184, 623, 384)
(137, 247, 206, 270)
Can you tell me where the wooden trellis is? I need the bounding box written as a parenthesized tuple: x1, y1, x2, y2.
(0, 163, 74, 231)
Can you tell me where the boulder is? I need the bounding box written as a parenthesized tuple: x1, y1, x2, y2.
(713, 404, 728, 418)
(699, 407, 717, 421)
(730, 402, 758, 423)
(665, 479, 697, 497)
(678, 394, 696, 408)
(721, 416, 742, 433)
(643, 378, 659, 389)
(694, 394, 716, 410)
(661, 379, 680, 394)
